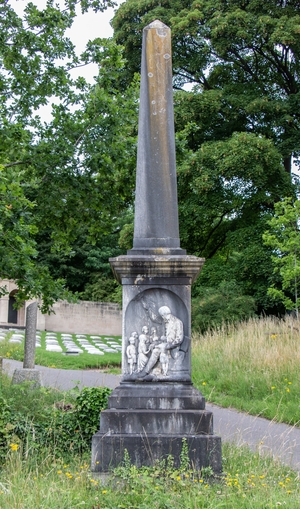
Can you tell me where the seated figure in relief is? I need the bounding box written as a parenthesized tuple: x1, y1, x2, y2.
(141, 306, 185, 377)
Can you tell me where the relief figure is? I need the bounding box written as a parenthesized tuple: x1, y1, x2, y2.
(126, 332, 138, 374)
(137, 326, 150, 372)
(141, 306, 184, 377)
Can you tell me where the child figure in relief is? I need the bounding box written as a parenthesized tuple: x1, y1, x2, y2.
(126, 332, 137, 374)
(137, 326, 151, 372)
(150, 326, 159, 344)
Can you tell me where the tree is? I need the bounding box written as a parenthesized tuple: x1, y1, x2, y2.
(263, 197, 300, 317)
(113, 0, 300, 173)
(113, 1, 296, 239)
(111, 0, 298, 317)
(0, 163, 71, 312)
(0, 0, 139, 310)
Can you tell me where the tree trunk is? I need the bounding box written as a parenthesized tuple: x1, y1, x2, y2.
(284, 155, 292, 175)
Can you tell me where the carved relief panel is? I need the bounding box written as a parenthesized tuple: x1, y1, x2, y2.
(123, 288, 190, 382)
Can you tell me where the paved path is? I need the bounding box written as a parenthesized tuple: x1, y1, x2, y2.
(2, 359, 300, 473)
(2, 359, 121, 392)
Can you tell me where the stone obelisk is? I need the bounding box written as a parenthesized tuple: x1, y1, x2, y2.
(131, 20, 182, 253)
(91, 20, 222, 474)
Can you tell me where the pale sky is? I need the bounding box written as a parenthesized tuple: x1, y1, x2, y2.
(11, 0, 123, 83)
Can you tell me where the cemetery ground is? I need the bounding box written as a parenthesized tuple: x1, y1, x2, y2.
(0, 330, 122, 372)
(0, 316, 299, 508)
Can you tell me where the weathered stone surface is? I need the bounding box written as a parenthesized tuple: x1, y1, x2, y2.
(12, 368, 42, 389)
(109, 383, 205, 410)
(110, 255, 204, 383)
(100, 409, 213, 435)
(92, 433, 222, 473)
(129, 20, 184, 254)
(23, 302, 38, 369)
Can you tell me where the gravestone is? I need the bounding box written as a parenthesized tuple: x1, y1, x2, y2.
(12, 302, 42, 388)
(91, 21, 221, 474)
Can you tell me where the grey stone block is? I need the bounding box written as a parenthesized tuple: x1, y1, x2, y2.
(12, 368, 42, 389)
(109, 383, 205, 410)
(100, 409, 213, 435)
(91, 433, 222, 473)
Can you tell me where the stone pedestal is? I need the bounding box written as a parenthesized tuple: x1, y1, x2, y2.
(110, 255, 204, 383)
(12, 301, 42, 388)
(12, 368, 42, 389)
(92, 383, 221, 473)
(91, 255, 222, 473)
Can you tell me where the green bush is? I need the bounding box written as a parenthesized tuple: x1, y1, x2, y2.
(0, 379, 112, 461)
(0, 394, 15, 461)
(192, 281, 256, 333)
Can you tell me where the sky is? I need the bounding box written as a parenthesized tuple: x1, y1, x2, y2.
(9, 0, 123, 122)
(11, 0, 123, 83)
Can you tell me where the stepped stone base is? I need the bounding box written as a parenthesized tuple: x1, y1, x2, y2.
(91, 383, 222, 474)
(92, 433, 221, 472)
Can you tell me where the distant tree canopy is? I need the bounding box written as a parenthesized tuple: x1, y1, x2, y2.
(113, 0, 300, 174)
(1, 0, 300, 326)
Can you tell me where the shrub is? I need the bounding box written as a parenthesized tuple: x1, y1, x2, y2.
(0, 381, 112, 461)
(192, 281, 256, 333)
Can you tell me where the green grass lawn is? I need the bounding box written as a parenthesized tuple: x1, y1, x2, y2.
(0, 330, 122, 370)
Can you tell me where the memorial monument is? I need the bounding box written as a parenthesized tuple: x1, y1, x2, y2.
(91, 20, 222, 473)
(12, 301, 42, 388)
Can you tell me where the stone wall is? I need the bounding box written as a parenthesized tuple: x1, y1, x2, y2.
(44, 300, 122, 335)
(0, 279, 26, 327)
(0, 280, 122, 335)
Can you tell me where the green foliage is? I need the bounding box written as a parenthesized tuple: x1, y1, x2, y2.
(74, 386, 111, 439)
(192, 281, 256, 333)
(112, 0, 299, 317)
(3, 0, 300, 316)
(0, 378, 112, 461)
(263, 197, 300, 315)
(0, 164, 70, 312)
(0, 1, 137, 310)
(79, 274, 122, 304)
(113, 0, 300, 168)
(179, 438, 190, 471)
(1, 441, 299, 508)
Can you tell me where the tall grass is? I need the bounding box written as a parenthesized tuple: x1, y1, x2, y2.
(0, 443, 299, 508)
(192, 316, 300, 425)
